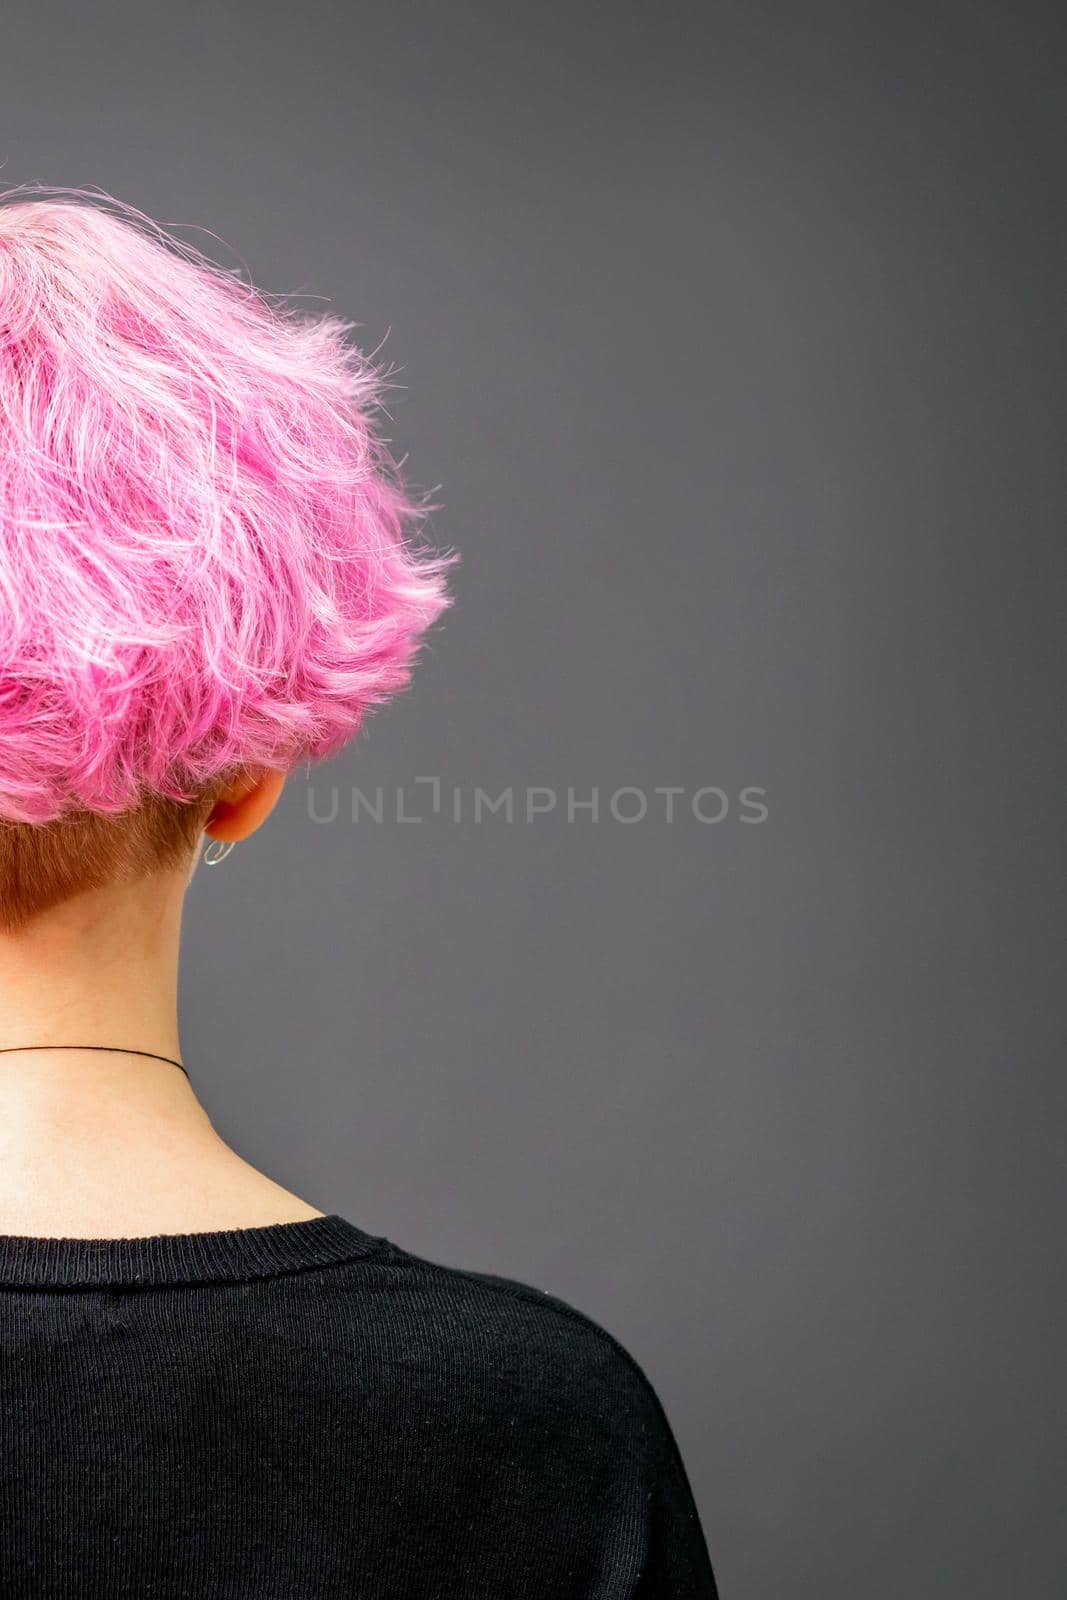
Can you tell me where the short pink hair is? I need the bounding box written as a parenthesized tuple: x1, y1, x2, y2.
(0, 186, 454, 826)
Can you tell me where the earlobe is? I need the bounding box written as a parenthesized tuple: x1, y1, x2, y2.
(203, 767, 287, 844)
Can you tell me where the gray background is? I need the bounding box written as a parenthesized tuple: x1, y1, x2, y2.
(2, 3, 1064, 1595)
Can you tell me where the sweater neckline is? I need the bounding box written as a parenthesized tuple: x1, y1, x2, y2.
(0, 1214, 384, 1290)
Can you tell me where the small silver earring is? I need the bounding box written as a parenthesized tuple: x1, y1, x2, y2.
(203, 838, 236, 866)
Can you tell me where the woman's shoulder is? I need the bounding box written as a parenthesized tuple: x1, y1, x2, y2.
(270, 1222, 719, 1593)
(333, 1228, 678, 1443)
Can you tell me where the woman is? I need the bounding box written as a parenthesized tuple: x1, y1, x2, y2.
(0, 187, 717, 1597)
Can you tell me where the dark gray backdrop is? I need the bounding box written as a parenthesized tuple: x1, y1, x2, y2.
(3, 3, 1064, 1596)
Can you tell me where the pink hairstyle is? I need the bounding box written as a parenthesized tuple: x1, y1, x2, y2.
(0, 186, 454, 825)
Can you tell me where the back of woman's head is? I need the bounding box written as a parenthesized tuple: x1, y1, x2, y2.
(0, 187, 453, 929)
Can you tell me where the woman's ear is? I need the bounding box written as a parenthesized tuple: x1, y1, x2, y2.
(203, 768, 287, 844)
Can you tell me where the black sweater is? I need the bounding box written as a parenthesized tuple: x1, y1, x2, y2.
(0, 1214, 717, 1597)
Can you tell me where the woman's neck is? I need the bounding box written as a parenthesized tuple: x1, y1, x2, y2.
(0, 869, 322, 1238)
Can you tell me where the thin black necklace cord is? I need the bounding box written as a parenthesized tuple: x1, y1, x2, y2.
(0, 1045, 189, 1080)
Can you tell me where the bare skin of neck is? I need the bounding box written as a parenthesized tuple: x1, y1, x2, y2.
(0, 852, 322, 1239)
